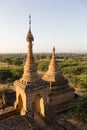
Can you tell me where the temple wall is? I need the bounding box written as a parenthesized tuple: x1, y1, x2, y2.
(47, 90, 74, 106)
(26, 87, 50, 112)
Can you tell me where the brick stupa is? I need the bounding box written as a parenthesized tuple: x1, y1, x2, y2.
(14, 16, 49, 116)
(43, 47, 74, 106)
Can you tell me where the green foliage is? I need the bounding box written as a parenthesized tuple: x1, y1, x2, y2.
(12, 58, 23, 65)
(61, 66, 87, 76)
(36, 60, 50, 71)
(0, 53, 87, 88)
(71, 75, 87, 88)
(66, 95, 87, 122)
(3, 58, 12, 65)
(0, 69, 13, 81)
(0, 67, 23, 83)
(0, 54, 25, 66)
(58, 59, 87, 88)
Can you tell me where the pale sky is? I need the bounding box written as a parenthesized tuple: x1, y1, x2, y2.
(0, 0, 87, 53)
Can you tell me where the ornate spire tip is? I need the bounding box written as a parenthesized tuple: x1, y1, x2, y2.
(53, 46, 55, 53)
(29, 15, 31, 25)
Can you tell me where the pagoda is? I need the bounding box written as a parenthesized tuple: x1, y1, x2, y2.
(14, 16, 50, 116)
(43, 47, 74, 106)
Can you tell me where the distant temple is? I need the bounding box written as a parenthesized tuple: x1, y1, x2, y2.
(14, 15, 74, 116)
(0, 16, 75, 130)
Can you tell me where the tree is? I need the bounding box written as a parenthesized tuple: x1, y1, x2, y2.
(4, 58, 12, 67)
(0, 69, 13, 82)
(12, 58, 23, 66)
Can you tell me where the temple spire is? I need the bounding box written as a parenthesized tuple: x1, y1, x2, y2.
(21, 15, 39, 84)
(42, 47, 58, 82)
(49, 46, 58, 73)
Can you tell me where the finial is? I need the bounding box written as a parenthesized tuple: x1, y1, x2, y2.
(52, 46, 55, 57)
(53, 46, 55, 53)
(26, 15, 34, 42)
(29, 15, 31, 32)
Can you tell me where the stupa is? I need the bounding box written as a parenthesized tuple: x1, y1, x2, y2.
(14, 15, 50, 116)
(43, 47, 74, 106)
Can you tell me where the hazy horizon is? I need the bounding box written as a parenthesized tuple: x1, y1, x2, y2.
(0, 50, 87, 54)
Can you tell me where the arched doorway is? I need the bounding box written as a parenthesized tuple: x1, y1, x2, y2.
(33, 94, 45, 116)
(17, 94, 23, 114)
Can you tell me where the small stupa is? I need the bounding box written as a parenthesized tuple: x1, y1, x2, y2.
(43, 47, 74, 106)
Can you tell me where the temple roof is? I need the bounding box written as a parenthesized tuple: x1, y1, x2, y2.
(14, 78, 49, 91)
